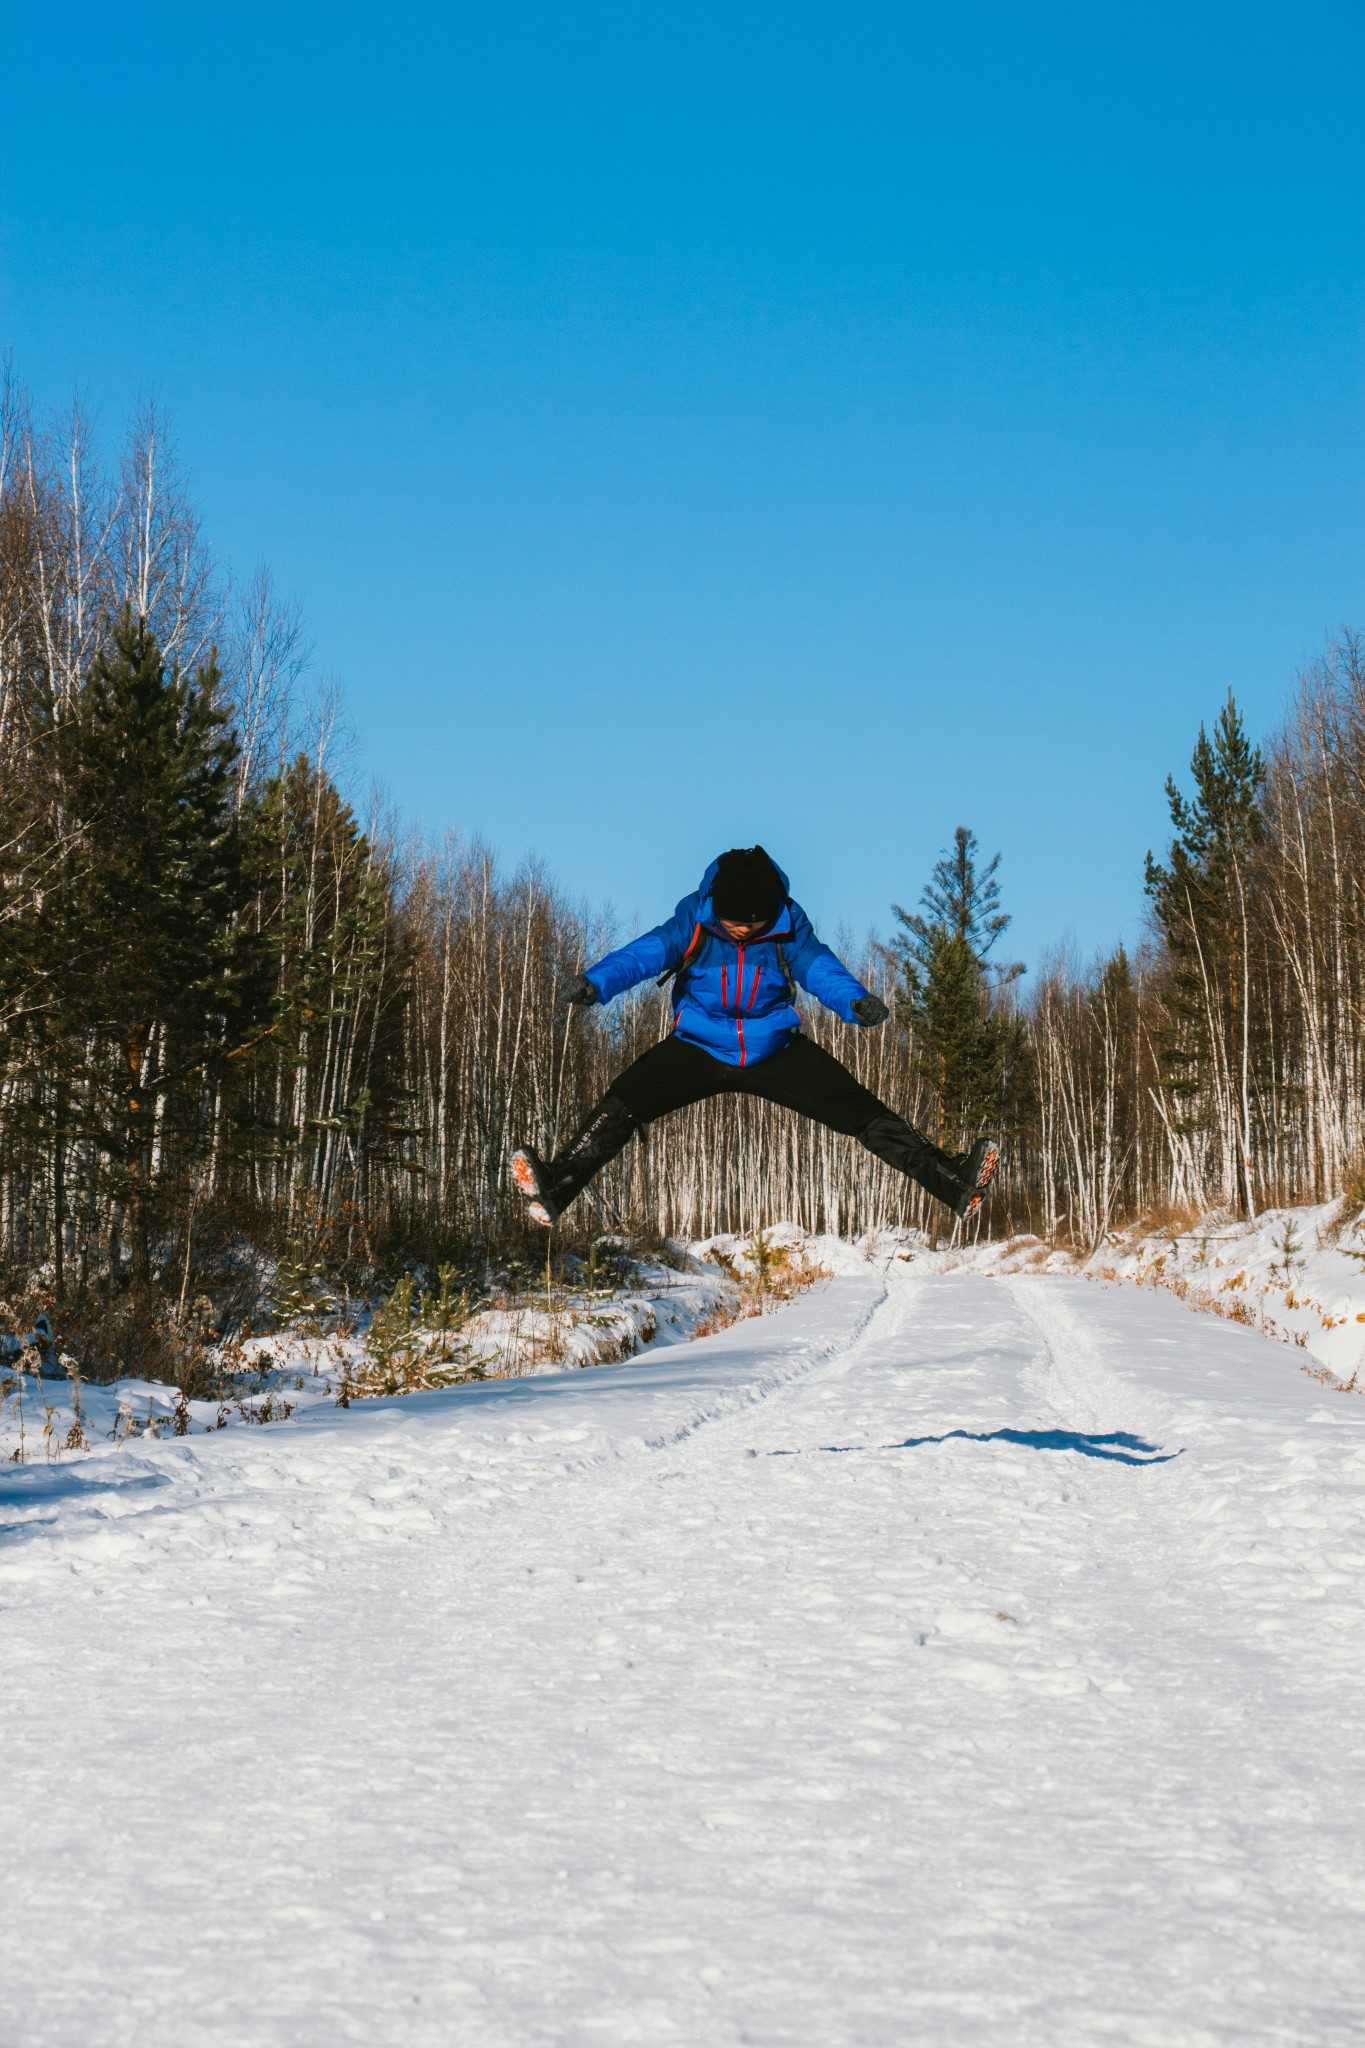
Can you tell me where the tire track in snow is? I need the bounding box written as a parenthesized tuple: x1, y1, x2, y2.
(0, 1273, 889, 1580)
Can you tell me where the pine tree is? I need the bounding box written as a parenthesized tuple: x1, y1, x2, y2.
(50, 610, 265, 1284)
(1145, 694, 1266, 1214)
(892, 826, 1019, 980)
(890, 828, 1030, 1156)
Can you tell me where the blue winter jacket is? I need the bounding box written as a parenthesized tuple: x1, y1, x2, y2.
(583, 856, 871, 1067)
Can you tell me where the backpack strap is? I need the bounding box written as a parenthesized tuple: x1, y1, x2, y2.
(656, 922, 706, 989)
(774, 938, 797, 1002)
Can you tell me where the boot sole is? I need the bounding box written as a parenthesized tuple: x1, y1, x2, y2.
(513, 1150, 561, 1226)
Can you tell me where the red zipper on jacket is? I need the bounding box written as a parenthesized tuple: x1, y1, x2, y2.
(735, 947, 746, 1064)
(690, 932, 785, 1062)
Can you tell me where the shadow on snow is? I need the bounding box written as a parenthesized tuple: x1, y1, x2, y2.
(764, 1428, 1181, 1466)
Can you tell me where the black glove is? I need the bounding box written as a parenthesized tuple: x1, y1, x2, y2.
(852, 993, 889, 1027)
(565, 973, 599, 1006)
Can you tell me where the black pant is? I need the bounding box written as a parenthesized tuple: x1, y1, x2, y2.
(549, 1033, 964, 1214)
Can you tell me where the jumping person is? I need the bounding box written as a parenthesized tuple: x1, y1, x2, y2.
(512, 846, 999, 1229)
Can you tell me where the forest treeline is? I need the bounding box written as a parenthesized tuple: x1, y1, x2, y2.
(2, 382, 1363, 1342)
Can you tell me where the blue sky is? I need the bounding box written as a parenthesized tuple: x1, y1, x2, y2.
(3, 1, 1362, 973)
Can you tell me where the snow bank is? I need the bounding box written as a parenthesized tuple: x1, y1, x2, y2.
(1078, 1200, 1365, 1389)
(0, 1244, 753, 1464)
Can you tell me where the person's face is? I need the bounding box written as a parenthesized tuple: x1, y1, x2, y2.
(717, 916, 769, 942)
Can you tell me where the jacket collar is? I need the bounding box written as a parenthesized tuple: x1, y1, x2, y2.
(699, 903, 793, 942)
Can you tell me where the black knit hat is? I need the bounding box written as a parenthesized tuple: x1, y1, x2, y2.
(710, 846, 784, 924)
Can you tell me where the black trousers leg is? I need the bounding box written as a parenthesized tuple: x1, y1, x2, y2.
(552, 1033, 963, 1217)
(544, 1094, 639, 1210)
(605, 1036, 741, 1122)
(546, 1039, 735, 1212)
(737, 1036, 964, 1211)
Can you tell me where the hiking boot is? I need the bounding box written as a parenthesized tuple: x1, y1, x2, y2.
(952, 1136, 1000, 1220)
(512, 1095, 638, 1229)
(512, 1147, 566, 1227)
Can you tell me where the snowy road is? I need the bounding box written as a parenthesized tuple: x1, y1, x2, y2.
(5, 1269, 1365, 2046)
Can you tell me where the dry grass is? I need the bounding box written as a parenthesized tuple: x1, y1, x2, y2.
(692, 1231, 830, 1339)
(1299, 1357, 1362, 1394)
(1084, 1253, 1365, 1393)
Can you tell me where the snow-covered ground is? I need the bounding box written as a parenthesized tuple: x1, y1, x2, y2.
(5, 1261, 1364, 2044)
(880, 1197, 1365, 1390)
(13, 1202, 1363, 1471)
